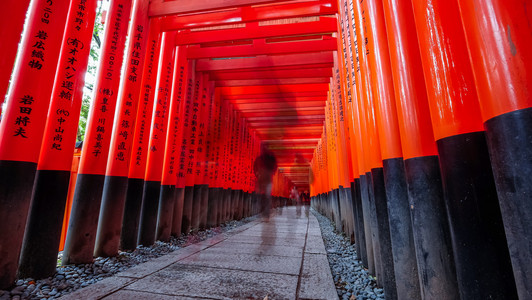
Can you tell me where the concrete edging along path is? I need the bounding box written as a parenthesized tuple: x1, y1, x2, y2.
(60, 206, 337, 300)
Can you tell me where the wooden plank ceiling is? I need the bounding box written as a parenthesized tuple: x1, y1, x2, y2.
(149, 0, 339, 188)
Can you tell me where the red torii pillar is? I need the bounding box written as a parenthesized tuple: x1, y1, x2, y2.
(120, 17, 163, 251)
(157, 46, 188, 242)
(0, 0, 32, 114)
(137, 31, 175, 246)
(458, 1, 532, 297)
(18, 0, 99, 280)
(93, 0, 151, 258)
(0, 0, 70, 288)
(412, 0, 517, 298)
(62, 0, 133, 265)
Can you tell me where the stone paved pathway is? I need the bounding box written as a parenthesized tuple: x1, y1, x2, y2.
(59, 206, 338, 300)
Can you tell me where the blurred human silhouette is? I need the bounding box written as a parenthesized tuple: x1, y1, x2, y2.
(254, 144, 278, 220)
(291, 186, 301, 217)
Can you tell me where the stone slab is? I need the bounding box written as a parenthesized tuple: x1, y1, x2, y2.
(299, 253, 338, 300)
(179, 251, 302, 275)
(103, 290, 205, 300)
(125, 264, 298, 299)
(305, 235, 327, 255)
(205, 241, 304, 258)
(59, 276, 136, 300)
(224, 234, 306, 248)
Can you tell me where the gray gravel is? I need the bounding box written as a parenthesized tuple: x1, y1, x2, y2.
(0, 217, 256, 300)
(312, 208, 385, 300)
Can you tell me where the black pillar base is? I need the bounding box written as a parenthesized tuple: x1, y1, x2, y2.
(352, 179, 368, 268)
(404, 156, 459, 299)
(18, 169, 69, 280)
(120, 178, 144, 251)
(62, 173, 106, 265)
(94, 175, 128, 258)
(156, 184, 176, 242)
(171, 187, 185, 236)
(437, 132, 517, 299)
(207, 187, 219, 228)
(199, 184, 209, 229)
(181, 186, 194, 233)
(382, 158, 420, 300)
(485, 107, 532, 299)
(359, 174, 375, 274)
(137, 180, 161, 246)
(367, 172, 383, 286)
(191, 185, 202, 231)
(371, 167, 397, 300)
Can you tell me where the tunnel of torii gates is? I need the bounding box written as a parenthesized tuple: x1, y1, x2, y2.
(0, 0, 531, 298)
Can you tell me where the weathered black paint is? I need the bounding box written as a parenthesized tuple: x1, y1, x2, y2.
(199, 184, 209, 229)
(352, 179, 368, 268)
(367, 172, 383, 286)
(120, 178, 144, 251)
(18, 169, 70, 279)
(371, 167, 397, 300)
(137, 180, 161, 246)
(404, 156, 459, 300)
(437, 132, 517, 299)
(485, 107, 532, 300)
(94, 175, 129, 257)
(359, 174, 375, 274)
(62, 173, 106, 265)
(207, 187, 220, 228)
(156, 184, 176, 242)
(171, 187, 185, 236)
(191, 185, 202, 231)
(382, 158, 420, 300)
(182, 186, 194, 233)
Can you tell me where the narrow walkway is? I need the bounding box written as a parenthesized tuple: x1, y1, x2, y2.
(60, 207, 338, 300)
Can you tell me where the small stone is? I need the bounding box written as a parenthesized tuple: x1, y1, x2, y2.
(15, 280, 24, 286)
(11, 286, 25, 296)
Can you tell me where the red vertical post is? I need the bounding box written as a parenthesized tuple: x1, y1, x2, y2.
(18, 0, 99, 279)
(120, 17, 162, 250)
(196, 75, 212, 229)
(352, 0, 383, 280)
(206, 83, 221, 226)
(137, 32, 175, 246)
(458, 2, 532, 297)
(168, 48, 188, 237)
(62, 0, 133, 265)
(180, 60, 197, 233)
(156, 46, 187, 242)
(0, 0, 70, 288)
(380, 0, 441, 298)
(411, 0, 516, 298)
(94, 0, 151, 258)
(190, 72, 204, 231)
(0, 0, 32, 112)
(338, 0, 367, 268)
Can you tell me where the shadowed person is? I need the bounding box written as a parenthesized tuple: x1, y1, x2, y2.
(254, 145, 278, 221)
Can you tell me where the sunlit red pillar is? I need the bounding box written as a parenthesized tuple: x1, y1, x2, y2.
(120, 18, 162, 250)
(352, 0, 387, 281)
(169, 49, 189, 238)
(190, 72, 204, 231)
(93, 0, 151, 258)
(0, 0, 70, 288)
(411, 0, 516, 298)
(207, 86, 222, 227)
(458, 2, 532, 298)
(156, 46, 187, 242)
(380, 0, 444, 298)
(0, 0, 32, 113)
(137, 32, 175, 246)
(181, 61, 197, 233)
(62, 0, 133, 265)
(18, 0, 99, 280)
(338, 0, 367, 269)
